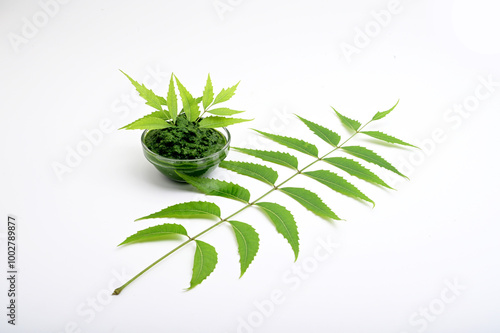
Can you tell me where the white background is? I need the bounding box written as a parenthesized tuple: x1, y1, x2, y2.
(1, 0, 499, 332)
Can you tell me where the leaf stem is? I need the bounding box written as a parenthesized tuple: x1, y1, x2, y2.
(113, 121, 371, 295)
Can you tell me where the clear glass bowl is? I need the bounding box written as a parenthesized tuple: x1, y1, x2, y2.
(141, 128, 230, 182)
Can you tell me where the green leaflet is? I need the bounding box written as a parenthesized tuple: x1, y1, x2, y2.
(232, 148, 298, 170)
(280, 187, 340, 220)
(296, 115, 341, 146)
(178, 173, 251, 203)
(228, 221, 260, 277)
(206, 108, 245, 116)
(304, 170, 374, 206)
(322, 157, 393, 189)
(167, 74, 178, 122)
(331, 107, 361, 131)
(253, 130, 318, 157)
(175, 76, 200, 122)
(118, 223, 188, 246)
(372, 100, 399, 121)
(120, 70, 165, 113)
(255, 202, 300, 260)
(188, 240, 218, 290)
(202, 74, 214, 110)
(213, 82, 240, 105)
(119, 112, 172, 130)
(219, 161, 278, 185)
(198, 116, 252, 128)
(135, 201, 221, 221)
(361, 131, 418, 148)
(342, 145, 407, 179)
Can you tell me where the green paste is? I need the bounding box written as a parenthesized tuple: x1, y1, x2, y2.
(145, 114, 226, 159)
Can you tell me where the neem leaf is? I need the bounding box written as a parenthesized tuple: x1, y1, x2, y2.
(175, 76, 200, 122)
(206, 108, 245, 116)
(372, 100, 399, 121)
(280, 187, 340, 220)
(304, 170, 374, 206)
(361, 131, 418, 148)
(232, 148, 298, 170)
(202, 74, 214, 110)
(331, 107, 361, 131)
(188, 240, 218, 290)
(119, 112, 172, 130)
(342, 146, 407, 179)
(118, 223, 188, 246)
(296, 115, 341, 146)
(219, 161, 278, 185)
(135, 201, 221, 221)
(228, 221, 260, 277)
(256, 202, 300, 260)
(167, 74, 178, 122)
(120, 70, 165, 112)
(322, 157, 393, 189)
(178, 173, 251, 203)
(253, 130, 318, 157)
(198, 116, 252, 128)
(213, 82, 240, 105)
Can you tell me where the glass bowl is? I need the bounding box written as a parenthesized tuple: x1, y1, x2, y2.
(141, 128, 230, 182)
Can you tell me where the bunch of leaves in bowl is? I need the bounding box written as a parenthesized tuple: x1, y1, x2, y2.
(119, 71, 251, 181)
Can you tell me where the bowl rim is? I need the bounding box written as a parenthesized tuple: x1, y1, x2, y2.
(141, 127, 231, 163)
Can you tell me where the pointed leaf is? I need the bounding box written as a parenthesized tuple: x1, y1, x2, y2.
(361, 131, 418, 148)
(232, 147, 298, 170)
(296, 115, 341, 146)
(207, 108, 245, 116)
(178, 173, 251, 203)
(175, 76, 200, 122)
(255, 202, 299, 260)
(372, 100, 399, 121)
(135, 201, 221, 221)
(119, 112, 172, 130)
(198, 116, 252, 128)
(342, 146, 407, 179)
(280, 187, 340, 220)
(322, 157, 393, 189)
(213, 82, 240, 105)
(167, 74, 178, 122)
(219, 161, 278, 185)
(121, 70, 165, 112)
(303, 170, 374, 205)
(118, 223, 188, 246)
(188, 240, 218, 290)
(331, 107, 361, 131)
(202, 74, 214, 110)
(254, 130, 318, 157)
(228, 221, 260, 277)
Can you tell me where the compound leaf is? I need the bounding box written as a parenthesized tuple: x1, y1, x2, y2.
(304, 170, 374, 206)
(361, 131, 418, 148)
(213, 82, 240, 105)
(232, 148, 298, 170)
(372, 100, 399, 121)
(342, 146, 407, 179)
(178, 173, 251, 203)
(118, 223, 188, 246)
(135, 201, 221, 221)
(280, 187, 340, 220)
(254, 130, 318, 157)
(255, 202, 299, 260)
(322, 157, 393, 189)
(198, 116, 252, 128)
(188, 240, 218, 290)
(219, 161, 278, 185)
(331, 107, 361, 131)
(228, 221, 260, 277)
(296, 115, 341, 146)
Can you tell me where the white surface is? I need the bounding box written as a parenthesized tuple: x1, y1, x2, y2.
(1, 0, 499, 332)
